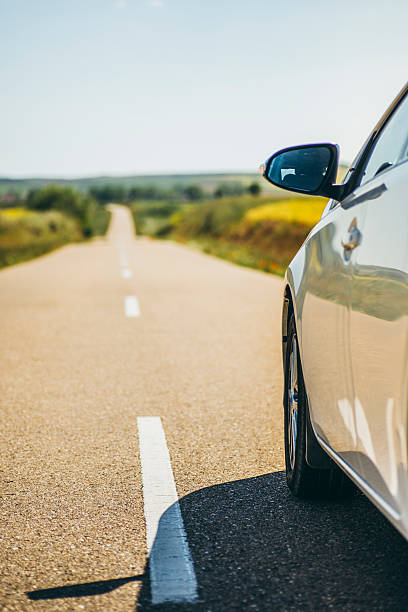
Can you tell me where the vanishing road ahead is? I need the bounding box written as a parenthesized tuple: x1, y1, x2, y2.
(1, 205, 408, 611)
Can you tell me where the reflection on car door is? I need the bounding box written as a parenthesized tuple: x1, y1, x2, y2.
(299, 202, 364, 471)
(348, 162, 408, 514)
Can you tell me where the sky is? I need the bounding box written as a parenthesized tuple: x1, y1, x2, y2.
(1, 0, 407, 177)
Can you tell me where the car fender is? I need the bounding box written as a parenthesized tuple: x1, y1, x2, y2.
(282, 243, 332, 469)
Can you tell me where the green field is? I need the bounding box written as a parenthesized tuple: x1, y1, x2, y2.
(0, 168, 345, 272)
(129, 194, 328, 276)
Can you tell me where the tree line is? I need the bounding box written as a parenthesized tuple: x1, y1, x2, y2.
(2, 180, 262, 209)
(88, 180, 261, 204)
(17, 179, 262, 237)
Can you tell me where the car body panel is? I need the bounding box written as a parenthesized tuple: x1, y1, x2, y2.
(349, 161, 408, 517)
(281, 83, 408, 539)
(284, 203, 364, 473)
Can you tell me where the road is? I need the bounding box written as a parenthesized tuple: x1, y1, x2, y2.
(1, 205, 408, 611)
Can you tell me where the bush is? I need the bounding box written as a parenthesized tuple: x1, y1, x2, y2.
(0, 209, 81, 268)
(172, 196, 262, 238)
(247, 182, 261, 196)
(89, 185, 126, 204)
(183, 184, 204, 201)
(129, 201, 182, 236)
(214, 181, 245, 198)
(27, 185, 110, 238)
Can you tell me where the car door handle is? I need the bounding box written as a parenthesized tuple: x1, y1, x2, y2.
(341, 183, 387, 209)
(341, 217, 361, 252)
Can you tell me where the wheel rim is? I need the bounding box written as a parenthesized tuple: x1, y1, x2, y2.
(288, 334, 299, 471)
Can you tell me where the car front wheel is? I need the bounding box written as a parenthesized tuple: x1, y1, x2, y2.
(284, 314, 353, 499)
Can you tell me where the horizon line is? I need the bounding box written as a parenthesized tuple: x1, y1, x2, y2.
(0, 169, 263, 181)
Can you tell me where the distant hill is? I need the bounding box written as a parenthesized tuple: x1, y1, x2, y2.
(0, 165, 349, 200)
(0, 172, 280, 197)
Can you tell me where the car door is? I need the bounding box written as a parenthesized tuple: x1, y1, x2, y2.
(346, 93, 408, 513)
(299, 200, 361, 470)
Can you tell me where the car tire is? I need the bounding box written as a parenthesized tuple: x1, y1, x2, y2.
(284, 314, 353, 499)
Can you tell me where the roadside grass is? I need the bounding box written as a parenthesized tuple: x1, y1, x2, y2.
(129, 200, 185, 236)
(0, 206, 111, 269)
(176, 237, 289, 276)
(129, 194, 327, 275)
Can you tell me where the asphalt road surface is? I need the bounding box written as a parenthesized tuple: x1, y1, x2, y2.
(1, 205, 408, 611)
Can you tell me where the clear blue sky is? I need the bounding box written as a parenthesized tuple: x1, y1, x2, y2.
(1, 0, 407, 177)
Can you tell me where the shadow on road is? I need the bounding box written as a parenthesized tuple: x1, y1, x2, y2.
(27, 575, 144, 600)
(27, 471, 408, 610)
(137, 471, 408, 610)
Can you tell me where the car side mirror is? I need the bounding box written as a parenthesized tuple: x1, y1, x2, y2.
(261, 143, 344, 201)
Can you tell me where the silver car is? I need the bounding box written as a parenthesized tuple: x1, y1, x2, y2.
(262, 82, 408, 540)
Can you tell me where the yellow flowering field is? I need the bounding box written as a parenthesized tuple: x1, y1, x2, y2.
(245, 197, 327, 227)
(0, 207, 33, 219)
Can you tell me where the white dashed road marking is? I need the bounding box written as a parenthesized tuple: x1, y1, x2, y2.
(125, 296, 140, 317)
(137, 417, 198, 604)
(122, 268, 132, 279)
(119, 248, 129, 267)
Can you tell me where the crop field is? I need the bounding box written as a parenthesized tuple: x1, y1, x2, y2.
(0, 207, 29, 218)
(245, 197, 327, 226)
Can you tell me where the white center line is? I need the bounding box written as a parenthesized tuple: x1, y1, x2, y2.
(137, 417, 198, 605)
(122, 268, 133, 279)
(119, 248, 129, 267)
(125, 296, 140, 317)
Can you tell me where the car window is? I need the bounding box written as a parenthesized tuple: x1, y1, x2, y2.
(360, 93, 408, 186)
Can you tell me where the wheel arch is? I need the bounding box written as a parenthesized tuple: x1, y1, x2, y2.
(282, 283, 294, 369)
(282, 281, 332, 469)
